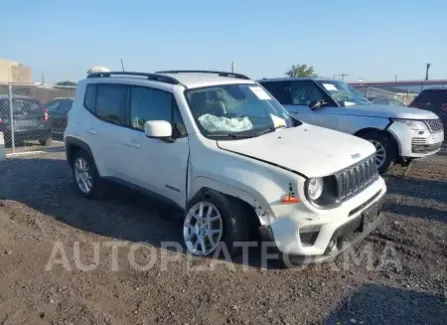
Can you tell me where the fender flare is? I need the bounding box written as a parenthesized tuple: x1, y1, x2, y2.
(65, 136, 94, 166)
(189, 176, 274, 226)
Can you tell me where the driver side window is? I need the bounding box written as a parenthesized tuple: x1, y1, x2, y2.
(290, 81, 332, 106)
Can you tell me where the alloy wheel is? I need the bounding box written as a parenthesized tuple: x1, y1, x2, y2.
(74, 158, 93, 194)
(183, 201, 224, 256)
(369, 140, 387, 168)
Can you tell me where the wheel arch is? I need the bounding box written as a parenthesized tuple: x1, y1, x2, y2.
(189, 177, 274, 227)
(65, 136, 94, 167)
(354, 127, 400, 155)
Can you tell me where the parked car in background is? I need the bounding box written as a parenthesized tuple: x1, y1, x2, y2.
(0, 95, 52, 146)
(46, 97, 73, 139)
(259, 78, 444, 173)
(370, 96, 406, 107)
(410, 88, 447, 140)
(65, 70, 386, 263)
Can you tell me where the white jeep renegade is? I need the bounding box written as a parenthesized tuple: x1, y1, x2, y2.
(65, 70, 387, 262)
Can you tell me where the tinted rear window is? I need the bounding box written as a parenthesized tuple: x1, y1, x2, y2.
(13, 98, 43, 115)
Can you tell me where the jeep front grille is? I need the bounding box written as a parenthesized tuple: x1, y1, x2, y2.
(424, 118, 444, 133)
(335, 156, 378, 201)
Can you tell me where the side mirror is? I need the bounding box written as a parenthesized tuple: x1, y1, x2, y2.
(144, 120, 172, 139)
(309, 99, 322, 110)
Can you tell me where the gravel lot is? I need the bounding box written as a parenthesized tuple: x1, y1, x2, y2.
(0, 149, 446, 325)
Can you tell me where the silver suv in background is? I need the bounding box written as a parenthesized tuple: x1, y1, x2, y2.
(259, 78, 444, 173)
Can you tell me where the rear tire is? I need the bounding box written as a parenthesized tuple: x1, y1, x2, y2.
(360, 131, 397, 174)
(39, 138, 52, 146)
(183, 190, 251, 257)
(72, 150, 105, 199)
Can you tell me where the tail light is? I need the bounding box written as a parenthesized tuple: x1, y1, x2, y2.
(43, 108, 49, 122)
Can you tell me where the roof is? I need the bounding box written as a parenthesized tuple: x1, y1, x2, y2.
(258, 77, 331, 83)
(86, 71, 255, 89)
(159, 72, 255, 89)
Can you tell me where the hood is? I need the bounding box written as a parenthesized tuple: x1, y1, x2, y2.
(217, 124, 376, 178)
(341, 104, 438, 119)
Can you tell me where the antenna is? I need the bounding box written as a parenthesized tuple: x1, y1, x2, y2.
(120, 59, 125, 72)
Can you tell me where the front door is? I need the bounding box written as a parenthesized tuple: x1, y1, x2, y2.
(285, 80, 340, 130)
(124, 86, 190, 208)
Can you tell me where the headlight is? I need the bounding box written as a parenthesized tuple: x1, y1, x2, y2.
(307, 178, 324, 200)
(392, 119, 428, 132)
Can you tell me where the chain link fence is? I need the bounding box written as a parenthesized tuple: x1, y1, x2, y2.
(0, 83, 76, 154)
(408, 88, 447, 141)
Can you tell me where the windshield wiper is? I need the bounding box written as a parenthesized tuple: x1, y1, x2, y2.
(207, 133, 255, 139)
(254, 125, 287, 137)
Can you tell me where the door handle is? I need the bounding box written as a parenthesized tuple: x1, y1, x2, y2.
(125, 140, 140, 148)
(86, 129, 97, 135)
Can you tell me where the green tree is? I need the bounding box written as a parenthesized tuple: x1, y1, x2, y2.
(55, 81, 77, 87)
(285, 64, 317, 77)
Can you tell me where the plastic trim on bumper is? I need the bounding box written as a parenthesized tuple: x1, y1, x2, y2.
(260, 195, 386, 264)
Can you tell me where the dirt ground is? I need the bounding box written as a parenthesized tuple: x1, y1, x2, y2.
(0, 149, 446, 325)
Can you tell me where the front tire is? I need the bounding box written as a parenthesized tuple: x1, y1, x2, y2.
(72, 150, 105, 199)
(183, 191, 250, 257)
(360, 131, 397, 174)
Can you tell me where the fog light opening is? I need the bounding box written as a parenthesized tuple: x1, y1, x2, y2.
(327, 238, 338, 253)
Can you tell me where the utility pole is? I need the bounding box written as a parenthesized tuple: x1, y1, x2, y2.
(395, 74, 398, 82)
(41, 73, 45, 85)
(425, 63, 431, 80)
(333, 74, 336, 80)
(231, 61, 235, 73)
(338, 73, 348, 81)
(120, 59, 125, 72)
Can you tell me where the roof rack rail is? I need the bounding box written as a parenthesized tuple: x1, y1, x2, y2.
(155, 70, 251, 80)
(87, 71, 182, 85)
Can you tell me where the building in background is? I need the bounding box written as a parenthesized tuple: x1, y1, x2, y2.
(0, 58, 32, 84)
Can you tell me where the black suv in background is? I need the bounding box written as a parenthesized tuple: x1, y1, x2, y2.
(46, 97, 73, 139)
(410, 88, 447, 140)
(0, 95, 52, 146)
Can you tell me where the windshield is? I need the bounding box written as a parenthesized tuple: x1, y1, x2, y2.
(185, 84, 297, 139)
(318, 80, 370, 106)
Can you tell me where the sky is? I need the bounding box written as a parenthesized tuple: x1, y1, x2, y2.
(1, 0, 446, 84)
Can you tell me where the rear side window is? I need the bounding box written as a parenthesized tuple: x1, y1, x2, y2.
(96, 84, 127, 125)
(260, 81, 292, 105)
(84, 84, 97, 113)
(59, 99, 73, 114)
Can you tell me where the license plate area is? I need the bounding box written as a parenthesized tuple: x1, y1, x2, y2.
(360, 204, 380, 232)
